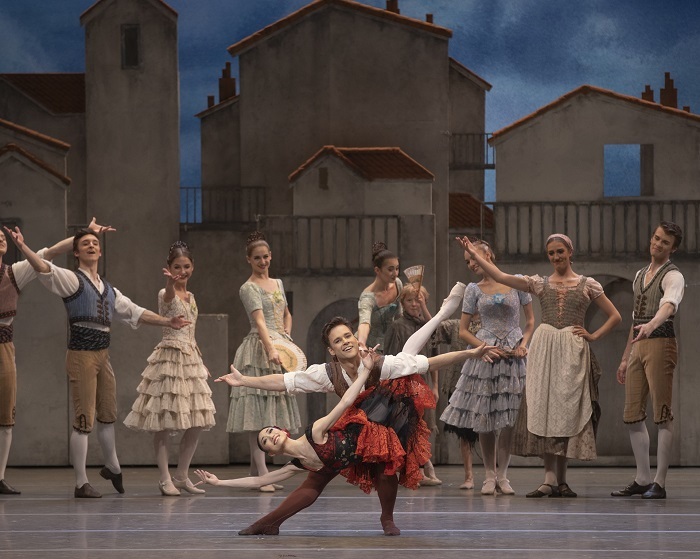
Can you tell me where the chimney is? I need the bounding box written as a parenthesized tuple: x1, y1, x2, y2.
(659, 71, 678, 109)
(641, 84, 654, 102)
(426, 13, 433, 23)
(219, 62, 237, 102)
(683, 106, 691, 113)
(386, 0, 399, 14)
(207, 95, 215, 108)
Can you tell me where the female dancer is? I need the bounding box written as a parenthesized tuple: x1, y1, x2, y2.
(460, 235, 621, 497)
(124, 241, 216, 495)
(440, 240, 534, 495)
(383, 284, 441, 485)
(226, 232, 302, 492)
(195, 327, 493, 523)
(357, 242, 402, 351)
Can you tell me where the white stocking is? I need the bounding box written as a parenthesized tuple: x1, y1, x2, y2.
(628, 421, 651, 485)
(175, 428, 203, 481)
(70, 431, 89, 487)
(654, 422, 673, 487)
(402, 282, 465, 355)
(95, 422, 120, 473)
(0, 426, 12, 480)
(153, 431, 171, 483)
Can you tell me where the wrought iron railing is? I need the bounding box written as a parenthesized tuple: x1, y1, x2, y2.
(450, 133, 495, 170)
(180, 186, 265, 224)
(492, 199, 699, 258)
(255, 215, 401, 274)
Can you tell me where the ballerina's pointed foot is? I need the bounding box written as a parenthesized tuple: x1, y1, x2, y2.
(441, 282, 467, 312)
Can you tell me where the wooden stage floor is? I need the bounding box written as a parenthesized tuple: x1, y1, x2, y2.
(1, 465, 698, 558)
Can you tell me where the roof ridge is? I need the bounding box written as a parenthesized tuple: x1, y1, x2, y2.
(0, 143, 71, 185)
(0, 117, 70, 150)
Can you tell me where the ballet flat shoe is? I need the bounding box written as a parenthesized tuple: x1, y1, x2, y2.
(159, 480, 181, 496)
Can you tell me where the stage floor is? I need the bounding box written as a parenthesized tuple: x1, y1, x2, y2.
(0, 465, 698, 558)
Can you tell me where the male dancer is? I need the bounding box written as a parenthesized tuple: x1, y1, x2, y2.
(8, 227, 190, 498)
(612, 222, 684, 500)
(218, 282, 492, 535)
(0, 223, 109, 494)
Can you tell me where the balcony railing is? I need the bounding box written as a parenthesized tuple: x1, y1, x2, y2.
(450, 133, 495, 170)
(492, 199, 700, 259)
(255, 215, 401, 274)
(180, 186, 265, 224)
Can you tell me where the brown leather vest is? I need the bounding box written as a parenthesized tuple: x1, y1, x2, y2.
(324, 357, 384, 397)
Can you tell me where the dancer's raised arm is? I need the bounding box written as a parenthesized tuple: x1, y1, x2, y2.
(456, 236, 529, 292)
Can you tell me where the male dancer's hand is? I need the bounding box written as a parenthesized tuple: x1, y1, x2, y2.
(87, 217, 116, 234)
(358, 343, 380, 371)
(216, 365, 245, 386)
(3, 226, 25, 250)
(168, 315, 191, 329)
(616, 361, 627, 385)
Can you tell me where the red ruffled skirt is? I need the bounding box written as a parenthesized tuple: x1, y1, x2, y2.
(332, 374, 435, 494)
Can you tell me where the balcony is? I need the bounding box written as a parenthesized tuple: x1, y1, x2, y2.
(180, 186, 265, 225)
(255, 215, 401, 275)
(450, 133, 495, 170)
(492, 199, 700, 260)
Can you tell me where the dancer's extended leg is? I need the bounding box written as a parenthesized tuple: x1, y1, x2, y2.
(375, 471, 400, 536)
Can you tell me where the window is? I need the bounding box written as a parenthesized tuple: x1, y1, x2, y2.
(121, 24, 141, 69)
(604, 144, 654, 197)
(318, 167, 329, 190)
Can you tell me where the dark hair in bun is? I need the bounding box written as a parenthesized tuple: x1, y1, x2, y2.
(371, 241, 397, 269)
(167, 241, 193, 265)
(246, 231, 270, 257)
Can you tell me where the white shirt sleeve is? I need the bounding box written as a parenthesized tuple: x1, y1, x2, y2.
(38, 261, 80, 297)
(380, 353, 429, 379)
(10, 248, 47, 291)
(283, 363, 335, 394)
(113, 287, 146, 329)
(660, 270, 684, 312)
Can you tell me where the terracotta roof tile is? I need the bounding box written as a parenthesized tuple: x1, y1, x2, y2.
(0, 73, 85, 114)
(289, 146, 434, 182)
(0, 143, 71, 185)
(449, 193, 493, 229)
(81, 0, 177, 22)
(490, 84, 700, 142)
(0, 117, 70, 150)
(228, 0, 451, 57)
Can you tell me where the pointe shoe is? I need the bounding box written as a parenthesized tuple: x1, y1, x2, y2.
(173, 477, 205, 494)
(158, 480, 181, 496)
(481, 478, 497, 495)
(420, 476, 442, 486)
(258, 484, 275, 492)
(272, 484, 284, 490)
(459, 478, 474, 490)
(100, 466, 125, 494)
(441, 282, 467, 314)
(496, 478, 515, 495)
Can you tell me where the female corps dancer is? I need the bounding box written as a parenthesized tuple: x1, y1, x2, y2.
(459, 234, 621, 497)
(357, 242, 402, 351)
(196, 300, 494, 534)
(226, 232, 302, 492)
(124, 242, 216, 495)
(440, 240, 534, 495)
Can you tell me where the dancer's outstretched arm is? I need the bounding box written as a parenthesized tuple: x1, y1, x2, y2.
(216, 366, 287, 391)
(194, 463, 302, 489)
(4, 227, 49, 272)
(426, 343, 497, 371)
(457, 237, 529, 292)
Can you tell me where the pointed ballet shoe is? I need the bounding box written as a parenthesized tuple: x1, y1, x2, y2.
(381, 518, 401, 536)
(0, 479, 21, 495)
(173, 477, 205, 494)
(158, 480, 181, 496)
(441, 282, 467, 311)
(481, 478, 497, 495)
(258, 484, 275, 493)
(100, 466, 124, 494)
(272, 484, 284, 490)
(459, 479, 474, 490)
(238, 523, 280, 536)
(419, 476, 442, 486)
(497, 478, 515, 495)
(75, 483, 101, 498)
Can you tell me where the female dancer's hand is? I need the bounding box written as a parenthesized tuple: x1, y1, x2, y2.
(193, 469, 219, 486)
(455, 235, 476, 255)
(513, 345, 528, 358)
(468, 342, 499, 362)
(215, 365, 245, 386)
(572, 326, 595, 342)
(162, 268, 185, 283)
(267, 347, 282, 366)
